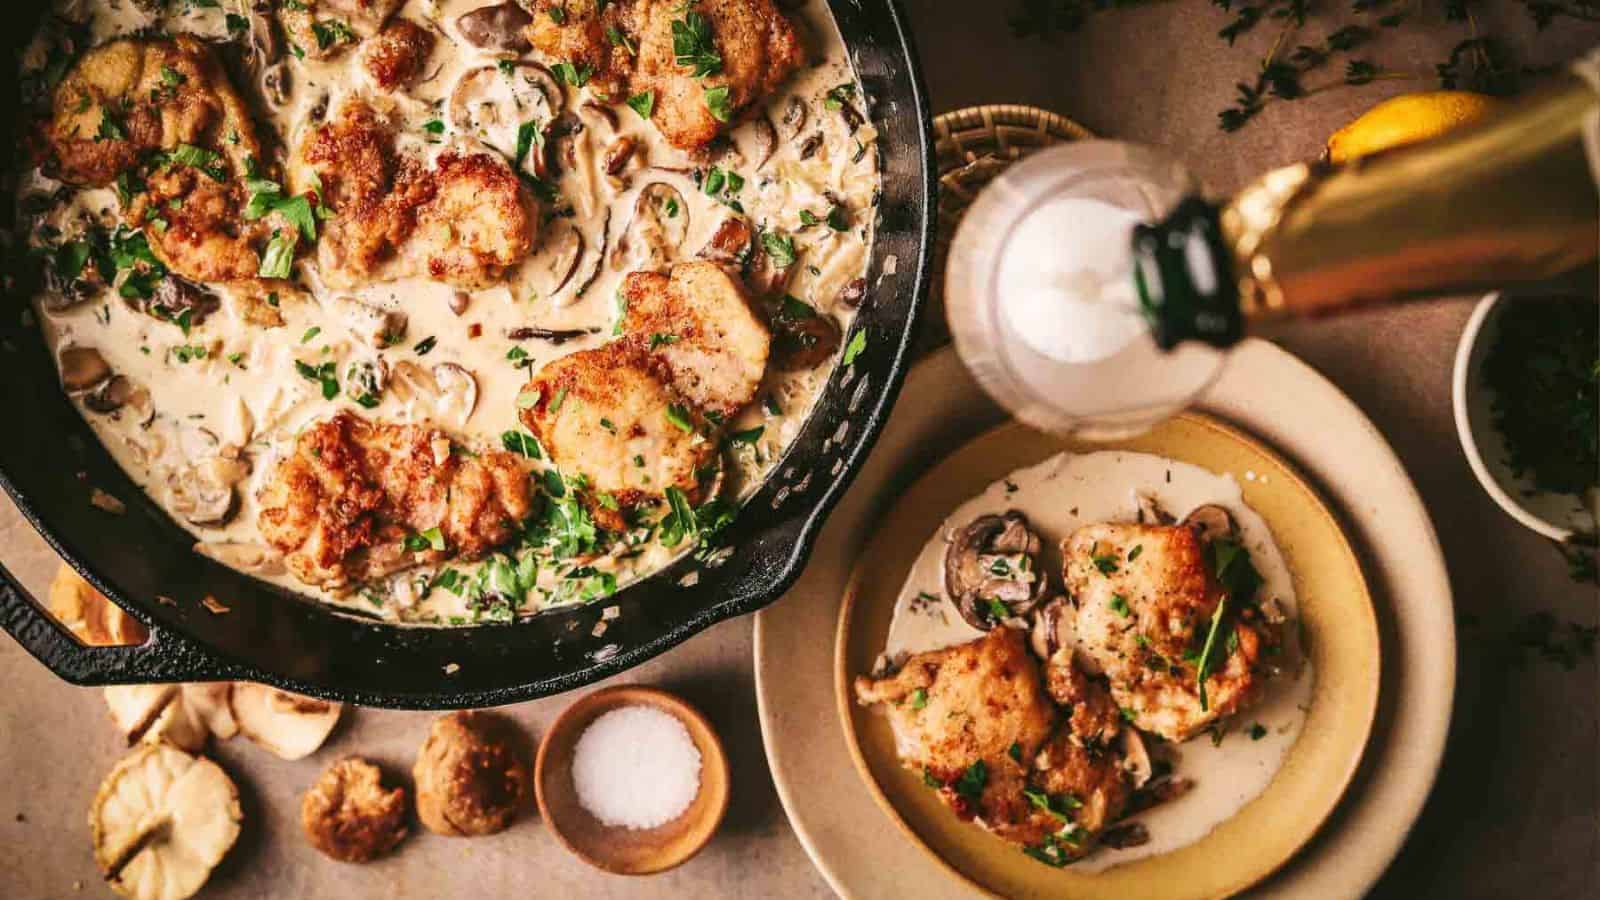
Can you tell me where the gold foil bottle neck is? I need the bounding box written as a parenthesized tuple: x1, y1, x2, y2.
(1218, 162, 1313, 318)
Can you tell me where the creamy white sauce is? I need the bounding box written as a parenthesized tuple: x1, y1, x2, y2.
(20, 0, 878, 623)
(883, 450, 1312, 871)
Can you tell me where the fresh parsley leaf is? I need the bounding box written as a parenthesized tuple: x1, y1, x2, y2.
(257, 229, 296, 279)
(671, 11, 723, 77)
(761, 230, 796, 267)
(842, 327, 868, 365)
(626, 90, 655, 119)
(501, 430, 543, 458)
(703, 84, 732, 122)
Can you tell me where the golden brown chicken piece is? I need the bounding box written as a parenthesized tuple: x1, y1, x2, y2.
(517, 342, 717, 532)
(854, 629, 1137, 863)
(621, 260, 771, 419)
(295, 98, 540, 290)
(1064, 521, 1273, 742)
(40, 35, 302, 285)
(281, 0, 406, 60)
(527, 0, 804, 151)
(257, 412, 533, 590)
(855, 629, 1139, 864)
(361, 18, 435, 91)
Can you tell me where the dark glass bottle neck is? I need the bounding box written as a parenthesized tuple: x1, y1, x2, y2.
(1131, 196, 1245, 351)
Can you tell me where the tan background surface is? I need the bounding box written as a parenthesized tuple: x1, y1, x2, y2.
(3, 2, 1597, 897)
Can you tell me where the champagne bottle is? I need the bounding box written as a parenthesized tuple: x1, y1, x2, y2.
(1133, 72, 1598, 350)
(945, 56, 1599, 439)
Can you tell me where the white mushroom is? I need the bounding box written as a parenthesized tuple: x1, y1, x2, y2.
(612, 182, 689, 272)
(526, 218, 585, 301)
(335, 295, 408, 348)
(60, 346, 111, 391)
(194, 541, 288, 577)
(103, 683, 240, 750)
(1121, 728, 1153, 789)
(230, 682, 343, 761)
(90, 743, 241, 900)
(167, 456, 249, 527)
(448, 62, 561, 169)
(389, 361, 478, 429)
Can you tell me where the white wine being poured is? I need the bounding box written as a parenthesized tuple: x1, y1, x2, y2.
(946, 57, 1600, 439)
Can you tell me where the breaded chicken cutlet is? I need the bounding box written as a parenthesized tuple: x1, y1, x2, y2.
(258, 412, 534, 590)
(294, 98, 541, 291)
(39, 35, 306, 284)
(1064, 519, 1279, 743)
(854, 628, 1139, 862)
(527, 0, 804, 151)
(518, 260, 769, 530)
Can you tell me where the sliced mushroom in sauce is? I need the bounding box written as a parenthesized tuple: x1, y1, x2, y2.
(943, 511, 1051, 631)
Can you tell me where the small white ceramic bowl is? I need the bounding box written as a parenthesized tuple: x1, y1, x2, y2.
(1452, 292, 1594, 541)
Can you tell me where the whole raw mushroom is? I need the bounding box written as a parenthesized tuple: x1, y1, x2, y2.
(413, 710, 531, 836)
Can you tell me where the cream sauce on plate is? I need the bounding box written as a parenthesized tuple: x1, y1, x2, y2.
(17, 0, 878, 623)
(884, 450, 1312, 871)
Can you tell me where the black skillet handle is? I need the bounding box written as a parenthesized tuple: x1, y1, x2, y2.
(0, 561, 248, 685)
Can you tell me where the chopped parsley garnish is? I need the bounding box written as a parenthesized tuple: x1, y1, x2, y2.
(552, 61, 593, 87)
(514, 120, 542, 172)
(404, 526, 447, 552)
(760, 230, 796, 267)
(1128, 544, 1144, 562)
(96, 112, 127, 142)
(548, 5, 567, 24)
(311, 19, 357, 51)
(1206, 537, 1262, 604)
(549, 386, 569, 412)
(294, 359, 338, 399)
(501, 430, 542, 458)
(1023, 788, 1081, 822)
(1193, 594, 1230, 711)
(164, 143, 226, 180)
(1108, 593, 1130, 617)
(171, 344, 208, 363)
(986, 597, 1010, 622)
(422, 118, 445, 135)
(413, 335, 437, 355)
(607, 24, 638, 55)
(257, 229, 296, 279)
(664, 403, 694, 433)
(1008, 742, 1023, 763)
(908, 688, 928, 710)
(649, 332, 680, 350)
(841, 327, 868, 365)
(301, 326, 320, 344)
(1091, 553, 1120, 575)
(824, 82, 857, 110)
(954, 760, 987, 801)
(1249, 722, 1268, 741)
(671, 11, 723, 77)
(243, 177, 318, 241)
(625, 90, 655, 119)
(703, 85, 732, 122)
(726, 425, 763, 446)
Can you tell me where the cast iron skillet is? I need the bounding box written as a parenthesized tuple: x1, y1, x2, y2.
(0, 0, 933, 708)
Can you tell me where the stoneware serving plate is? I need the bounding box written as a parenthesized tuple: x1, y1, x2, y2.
(755, 342, 1455, 900)
(834, 413, 1379, 899)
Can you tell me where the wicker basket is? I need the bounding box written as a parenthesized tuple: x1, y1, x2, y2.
(919, 105, 1095, 353)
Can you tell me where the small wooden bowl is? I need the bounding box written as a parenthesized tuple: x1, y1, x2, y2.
(534, 685, 730, 875)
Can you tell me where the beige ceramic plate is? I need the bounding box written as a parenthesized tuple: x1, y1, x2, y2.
(755, 342, 1455, 900)
(833, 414, 1379, 899)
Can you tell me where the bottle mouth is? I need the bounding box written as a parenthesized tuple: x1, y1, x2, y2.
(1132, 196, 1244, 350)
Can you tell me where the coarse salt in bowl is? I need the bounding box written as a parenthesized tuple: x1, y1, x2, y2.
(572, 705, 703, 829)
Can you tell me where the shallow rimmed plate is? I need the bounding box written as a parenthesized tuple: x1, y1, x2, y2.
(834, 413, 1378, 899)
(754, 341, 1455, 899)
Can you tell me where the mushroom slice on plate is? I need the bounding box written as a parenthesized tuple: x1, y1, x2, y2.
(943, 511, 1050, 630)
(90, 742, 241, 900)
(1182, 503, 1238, 542)
(230, 682, 343, 760)
(104, 685, 206, 752)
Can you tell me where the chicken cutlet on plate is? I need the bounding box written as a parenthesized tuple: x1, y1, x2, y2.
(1064, 512, 1281, 743)
(854, 628, 1140, 863)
